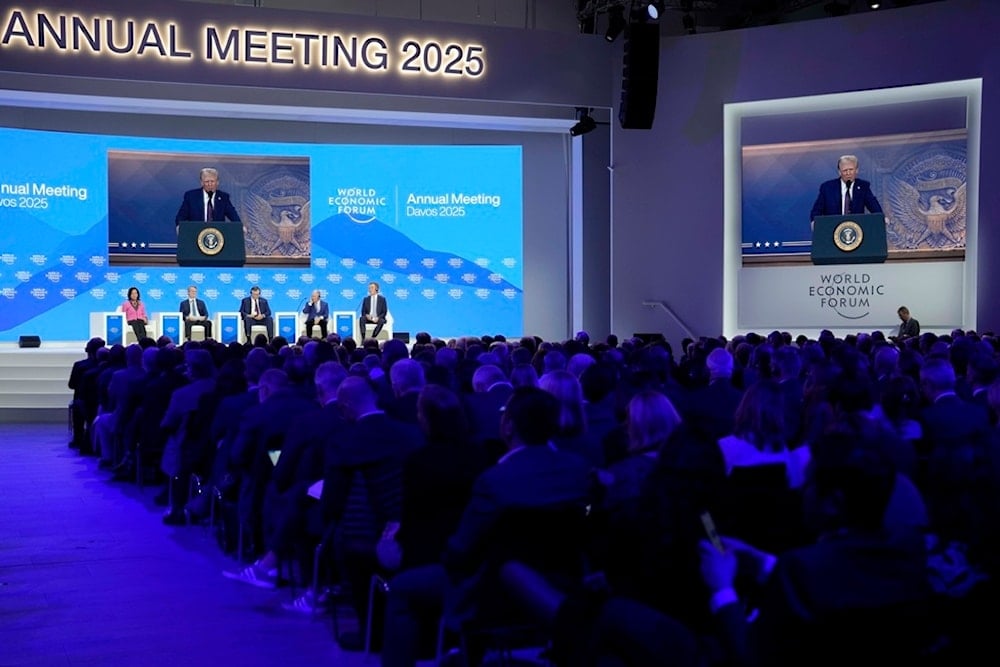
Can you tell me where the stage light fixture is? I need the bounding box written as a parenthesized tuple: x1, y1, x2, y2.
(605, 6, 627, 42)
(570, 108, 597, 136)
(647, 1, 665, 21)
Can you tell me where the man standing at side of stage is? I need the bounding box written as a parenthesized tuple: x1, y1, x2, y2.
(895, 306, 920, 342)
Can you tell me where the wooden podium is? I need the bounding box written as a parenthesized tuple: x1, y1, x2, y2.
(177, 221, 246, 267)
(811, 213, 887, 265)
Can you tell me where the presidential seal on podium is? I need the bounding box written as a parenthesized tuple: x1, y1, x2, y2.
(833, 220, 863, 252)
(197, 227, 225, 256)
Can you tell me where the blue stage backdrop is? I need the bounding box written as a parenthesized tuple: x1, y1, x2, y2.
(0, 127, 523, 340)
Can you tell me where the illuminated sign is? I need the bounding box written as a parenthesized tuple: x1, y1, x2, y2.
(0, 9, 486, 78)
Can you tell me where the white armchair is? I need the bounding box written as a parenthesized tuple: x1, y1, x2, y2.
(358, 311, 393, 342)
(117, 306, 157, 344)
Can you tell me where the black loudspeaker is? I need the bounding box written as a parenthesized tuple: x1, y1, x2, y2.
(619, 22, 660, 130)
(18, 335, 41, 348)
(393, 332, 411, 344)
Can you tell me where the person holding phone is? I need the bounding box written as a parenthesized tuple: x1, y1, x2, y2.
(699, 425, 933, 666)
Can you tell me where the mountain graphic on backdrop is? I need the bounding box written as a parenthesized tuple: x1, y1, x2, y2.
(312, 214, 521, 293)
(0, 218, 106, 331)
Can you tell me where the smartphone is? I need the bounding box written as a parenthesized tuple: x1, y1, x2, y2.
(700, 511, 725, 553)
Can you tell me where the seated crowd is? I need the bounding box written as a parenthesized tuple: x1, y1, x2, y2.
(67, 327, 1000, 666)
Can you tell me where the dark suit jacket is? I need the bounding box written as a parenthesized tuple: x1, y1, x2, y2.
(180, 298, 210, 320)
(231, 386, 317, 520)
(211, 388, 260, 452)
(919, 393, 991, 455)
(898, 317, 920, 339)
(716, 531, 932, 667)
(686, 379, 744, 443)
(239, 296, 272, 318)
(302, 299, 330, 320)
(175, 188, 241, 223)
(136, 368, 188, 452)
(398, 439, 488, 569)
(359, 293, 388, 320)
(810, 178, 882, 219)
(230, 386, 316, 474)
(160, 377, 217, 476)
(385, 391, 420, 424)
(443, 445, 592, 576)
(69, 357, 97, 399)
(321, 412, 424, 527)
(271, 401, 347, 493)
(464, 383, 514, 452)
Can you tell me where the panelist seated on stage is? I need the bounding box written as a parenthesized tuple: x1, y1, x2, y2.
(302, 289, 330, 339)
(240, 285, 273, 341)
(122, 286, 149, 341)
(358, 280, 388, 339)
(180, 285, 213, 340)
(810, 154, 883, 225)
(175, 167, 241, 227)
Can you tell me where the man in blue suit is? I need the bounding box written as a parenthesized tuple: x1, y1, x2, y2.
(302, 289, 330, 339)
(810, 155, 883, 223)
(175, 167, 241, 226)
(359, 281, 388, 339)
(240, 285, 273, 341)
(179, 285, 213, 341)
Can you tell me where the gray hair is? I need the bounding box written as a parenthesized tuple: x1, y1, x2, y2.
(837, 155, 859, 169)
(199, 168, 219, 180)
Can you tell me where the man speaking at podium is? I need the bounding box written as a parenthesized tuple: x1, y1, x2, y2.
(810, 155, 883, 223)
(175, 167, 241, 226)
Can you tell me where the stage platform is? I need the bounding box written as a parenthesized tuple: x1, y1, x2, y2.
(0, 342, 81, 423)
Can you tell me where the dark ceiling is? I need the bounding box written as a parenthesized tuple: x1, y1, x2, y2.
(577, 0, 944, 34)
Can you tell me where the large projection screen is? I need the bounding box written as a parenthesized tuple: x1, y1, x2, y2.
(723, 79, 981, 336)
(0, 97, 573, 341)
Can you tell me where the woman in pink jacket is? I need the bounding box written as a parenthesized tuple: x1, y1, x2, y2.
(122, 286, 148, 340)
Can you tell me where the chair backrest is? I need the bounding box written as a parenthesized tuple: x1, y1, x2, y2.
(722, 464, 808, 553)
(482, 503, 591, 578)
